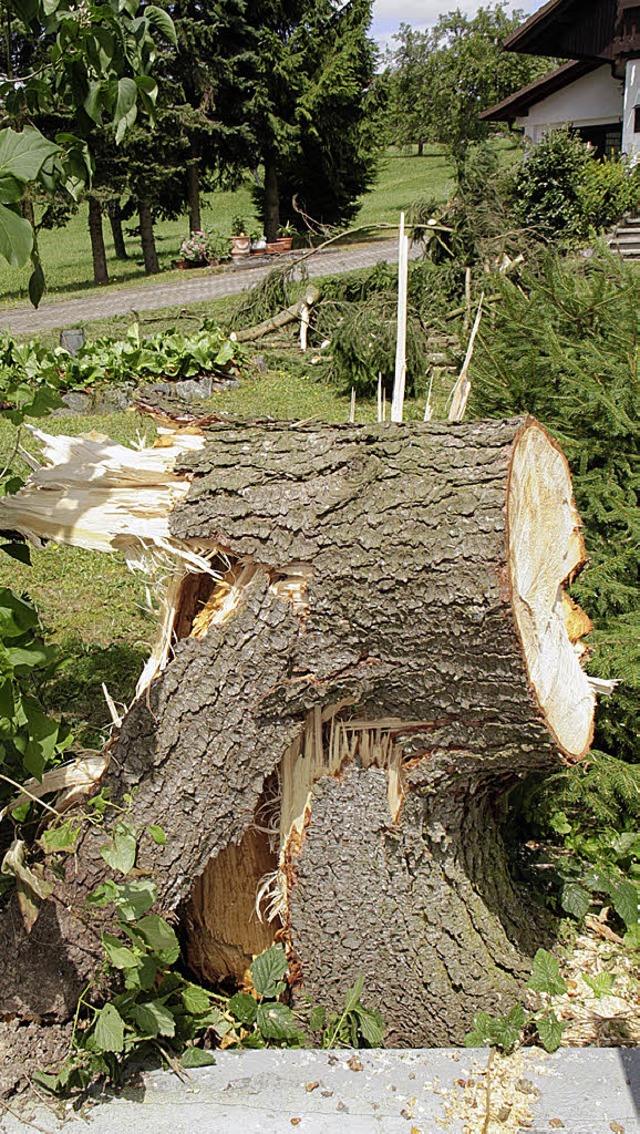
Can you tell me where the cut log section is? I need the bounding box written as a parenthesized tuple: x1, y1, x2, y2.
(0, 415, 598, 1049)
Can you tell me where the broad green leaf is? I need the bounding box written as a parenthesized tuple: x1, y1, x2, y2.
(0, 202, 33, 267)
(356, 1006, 384, 1047)
(130, 999, 176, 1038)
(92, 1003, 124, 1053)
(0, 127, 60, 185)
(181, 1047, 216, 1068)
(535, 1009, 566, 1053)
(250, 944, 288, 998)
(114, 76, 136, 124)
(148, 824, 166, 846)
(28, 256, 45, 309)
(583, 972, 615, 999)
(0, 174, 25, 204)
(561, 882, 592, 920)
(134, 913, 180, 963)
(112, 878, 157, 921)
(124, 954, 157, 991)
(308, 1005, 326, 1032)
(343, 974, 364, 1014)
(229, 992, 258, 1026)
(144, 6, 177, 45)
(182, 984, 211, 1016)
(256, 1001, 301, 1041)
(41, 820, 80, 854)
(100, 822, 137, 876)
(490, 1003, 526, 1053)
(86, 879, 120, 907)
(528, 949, 567, 997)
(102, 933, 140, 970)
(610, 881, 640, 929)
(0, 543, 31, 565)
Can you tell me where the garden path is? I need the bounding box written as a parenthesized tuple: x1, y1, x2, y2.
(0, 237, 421, 336)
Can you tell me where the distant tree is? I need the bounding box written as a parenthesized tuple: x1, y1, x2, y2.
(384, 5, 552, 166)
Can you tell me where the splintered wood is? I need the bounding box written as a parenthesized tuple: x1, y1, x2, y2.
(507, 424, 596, 758)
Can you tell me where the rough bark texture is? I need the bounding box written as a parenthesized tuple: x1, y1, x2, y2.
(0, 417, 591, 1056)
(107, 201, 128, 260)
(138, 200, 159, 275)
(88, 196, 108, 285)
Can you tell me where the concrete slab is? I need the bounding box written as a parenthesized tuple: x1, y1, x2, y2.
(1, 1048, 638, 1133)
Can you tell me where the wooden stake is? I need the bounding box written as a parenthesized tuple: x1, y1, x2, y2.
(299, 303, 310, 353)
(391, 212, 409, 423)
(424, 369, 436, 422)
(464, 266, 472, 334)
(382, 388, 386, 421)
(349, 388, 356, 423)
(448, 294, 484, 424)
(377, 373, 383, 423)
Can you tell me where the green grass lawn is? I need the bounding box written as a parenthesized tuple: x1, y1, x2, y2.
(0, 140, 522, 309)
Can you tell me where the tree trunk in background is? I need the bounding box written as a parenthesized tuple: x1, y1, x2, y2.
(138, 200, 159, 275)
(0, 417, 597, 1069)
(88, 196, 108, 285)
(187, 160, 202, 234)
(21, 195, 34, 228)
(264, 157, 280, 242)
(107, 201, 128, 260)
(417, 140, 424, 156)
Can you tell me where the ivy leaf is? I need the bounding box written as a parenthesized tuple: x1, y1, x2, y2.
(250, 944, 288, 998)
(528, 949, 567, 997)
(148, 824, 166, 846)
(535, 1009, 566, 1053)
(92, 1003, 125, 1053)
(100, 822, 137, 876)
(256, 1002, 301, 1042)
(130, 999, 176, 1038)
(181, 1047, 216, 1068)
(40, 820, 80, 854)
(134, 913, 180, 963)
(112, 878, 157, 922)
(228, 992, 258, 1026)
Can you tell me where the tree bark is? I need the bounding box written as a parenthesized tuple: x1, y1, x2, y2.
(417, 140, 424, 156)
(107, 201, 128, 260)
(0, 417, 596, 1055)
(88, 196, 108, 286)
(264, 156, 280, 243)
(187, 160, 202, 234)
(138, 200, 159, 275)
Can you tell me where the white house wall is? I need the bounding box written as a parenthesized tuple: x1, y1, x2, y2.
(515, 65, 623, 144)
(622, 59, 640, 159)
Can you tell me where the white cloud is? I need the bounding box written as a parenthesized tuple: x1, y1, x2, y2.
(373, 0, 484, 21)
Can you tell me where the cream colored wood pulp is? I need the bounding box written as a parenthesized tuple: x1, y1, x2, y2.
(508, 422, 595, 759)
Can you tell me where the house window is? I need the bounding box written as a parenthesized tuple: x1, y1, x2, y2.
(634, 105, 640, 133)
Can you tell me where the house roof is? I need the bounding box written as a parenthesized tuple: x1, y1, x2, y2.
(481, 60, 598, 122)
(503, 0, 619, 62)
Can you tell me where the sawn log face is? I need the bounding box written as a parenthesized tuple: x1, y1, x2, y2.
(0, 417, 592, 1048)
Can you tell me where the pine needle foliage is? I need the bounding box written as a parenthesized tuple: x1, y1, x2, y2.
(470, 245, 640, 771)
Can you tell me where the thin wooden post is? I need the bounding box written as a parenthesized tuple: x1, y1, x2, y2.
(377, 373, 383, 423)
(299, 303, 310, 353)
(391, 212, 409, 423)
(349, 388, 356, 423)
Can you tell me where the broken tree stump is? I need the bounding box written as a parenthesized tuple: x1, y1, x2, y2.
(0, 416, 597, 1050)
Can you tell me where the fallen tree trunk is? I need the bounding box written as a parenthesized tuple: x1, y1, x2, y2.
(234, 284, 320, 342)
(0, 416, 597, 1054)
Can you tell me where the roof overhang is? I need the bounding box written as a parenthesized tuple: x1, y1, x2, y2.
(504, 0, 619, 62)
(481, 60, 600, 123)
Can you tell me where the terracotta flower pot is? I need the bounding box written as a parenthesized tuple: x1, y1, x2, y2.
(231, 234, 251, 256)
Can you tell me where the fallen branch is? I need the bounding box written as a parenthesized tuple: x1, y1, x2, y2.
(235, 285, 321, 343)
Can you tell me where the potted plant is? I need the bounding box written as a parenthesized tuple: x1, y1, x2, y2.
(250, 230, 267, 255)
(230, 215, 250, 256)
(275, 222, 295, 252)
(177, 230, 213, 269)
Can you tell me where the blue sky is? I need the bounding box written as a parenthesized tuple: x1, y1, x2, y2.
(371, 0, 541, 51)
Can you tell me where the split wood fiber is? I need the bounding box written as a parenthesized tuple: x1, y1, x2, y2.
(0, 416, 597, 1048)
